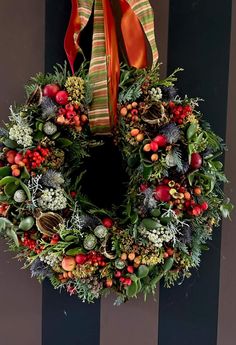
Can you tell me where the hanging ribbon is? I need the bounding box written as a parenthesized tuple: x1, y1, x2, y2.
(64, 0, 158, 134)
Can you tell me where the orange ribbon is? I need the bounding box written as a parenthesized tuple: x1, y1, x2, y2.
(119, 0, 147, 68)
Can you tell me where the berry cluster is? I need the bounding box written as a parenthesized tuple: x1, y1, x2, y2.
(169, 101, 192, 124)
(21, 231, 43, 254)
(23, 146, 50, 171)
(143, 134, 168, 162)
(75, 251, 107, 268)
(56, 103, 88, 132)
(120, 102, 139, 122)
(155, 179, 208, 217)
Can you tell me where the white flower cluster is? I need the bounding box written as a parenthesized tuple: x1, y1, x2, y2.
(9, 124, 33, 147)
(149, 87, 162, 101)
(37, 188, 67, 211)
(40, 252, 61, 267)
(140, 225, 174, 248)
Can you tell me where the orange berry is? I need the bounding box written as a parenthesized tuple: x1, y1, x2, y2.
(120, 253, 127, 261)
(128, 252, 135, 261)
(184, 192, 191, 200)
(143, 143, 151, 152)
(136, 133, 144, 142)
(131, 102, 138, 108)
(151, 153, 158, 162)
(11, 164, 18, 170)
(12, 168, 21, 177)
(56, 115, 65, 124)
(120, 107, 128, 117)
(80, 114, 88, 123)
(127, 104, 132, 110)
(194, 187, 202, 196)
(130, 128, 140, 137)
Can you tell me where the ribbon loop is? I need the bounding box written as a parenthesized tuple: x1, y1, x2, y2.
(64, 0, 158, 134)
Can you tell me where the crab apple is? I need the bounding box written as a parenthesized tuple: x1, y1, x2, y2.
(14, 153, 23, 164)
(12, 168, 21, 177)
(43, 84, 60, 98)
(75, 254, 87, 265)
(151, 153, 159, 162)
(201, 201, 209, 211)
(150, 141, 159, 152)
(61, 256, 76, 271)
(192, 205, 202, 216)
(153, 134, 167, 147)
(120, 107, 128, 117)
(6, 150, 17, 164)
(190, 153, 202, 169)
(106, 278, 113, 288)
(102, 217, 113, 228)
(136, 133, 144, 142)
(155, 185, 171, 202)
(65, 103, 74, 112)
(143, 143, 151, 152)
(127, 266, 134, 274)
(114, 271, 122, 278)
(55, 90, 69, 105)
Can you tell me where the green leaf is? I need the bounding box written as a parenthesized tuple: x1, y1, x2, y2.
(187, 123, 198, 140)
(6, 228, 19, 247)
(20, 166, 30, 180)
(0, 176, 19, 186)
(137, 265, 149, 278)
(0, 166, 11, 178)
(141, 218, 161, 230)
(64, 235, 79, 242)
(130, 212, 139, 224)
(33, 131, 45, 141)
(142, 163, 153, 180)
(4, 182, 18, 197)
(150, 273, 163, 286)
(126, 281, 138, 298)
(3, 138, 17, 149)
(57, 138, 73, 147)
(66, 247, 84, 255)
(163, 257, 174, 273)
(19, 181, 31, 200)
(127, 154, 140, 168)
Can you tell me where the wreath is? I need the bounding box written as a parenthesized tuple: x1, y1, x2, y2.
(0, 63, 232, 304)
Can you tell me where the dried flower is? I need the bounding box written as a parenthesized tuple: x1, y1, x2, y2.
(65, 76, 85, 105)
(9, 124, 33, 147)
(37, 188, 67, 211)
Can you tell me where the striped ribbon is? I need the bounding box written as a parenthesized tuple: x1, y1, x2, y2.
(64, 0, 158, 134)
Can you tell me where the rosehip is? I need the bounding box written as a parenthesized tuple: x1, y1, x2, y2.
(127, 266, 134, 274)
(102, 218, 113, 228)
(150, 141, 158, 152)
(12, 168, 21, 177)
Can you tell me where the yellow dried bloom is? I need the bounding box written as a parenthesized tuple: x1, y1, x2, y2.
(65, 76, 85, 105)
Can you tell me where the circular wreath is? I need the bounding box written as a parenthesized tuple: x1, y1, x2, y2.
(0, 63, 232, 304)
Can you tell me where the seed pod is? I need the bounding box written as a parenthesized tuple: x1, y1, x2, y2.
(83, 234, 97, 250)
(100, 235, 116, 259)
(19, 216, 35, 231)
(36, 211, 63, 236)
(94, 225, 108, 239)
(13, 190, 27, 203)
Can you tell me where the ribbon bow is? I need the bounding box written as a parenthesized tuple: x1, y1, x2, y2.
(64, 0, 158, 134)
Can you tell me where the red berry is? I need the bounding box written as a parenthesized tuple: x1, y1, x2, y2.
(192, 206, 202, 216)
(70, 191, 77, 199)
(190, 153, 202, 169)
(55, 91, 69, 105)
(75, 254, 87, 265)
(127, 266, 134, 274)
(120, 277, 125, 283)
(125, 278, 132, 286)
(58, 108, 66, 115)
(65, 104, 74, 112)
(155, 185, 171, 202)
(102, 218, 113, 228)
(166, 248, 174, 256)
(153, 135, 167, 147)
(201, 201, 209, 211)
(114, 271, 122, 278)
(150, 141, 159, 152)
(43, 84, 60, 98)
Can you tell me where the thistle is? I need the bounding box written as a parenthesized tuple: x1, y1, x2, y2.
(41, 96, 57, 119)
(161, 123, 181, 144)
(41, 170, 64, 189)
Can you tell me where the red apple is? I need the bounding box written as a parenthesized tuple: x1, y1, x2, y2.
(43, 84, 60, 98)
(14, 153, 23, 165)
(6, 150, 17, 164)
(190, 153, 202, 169)
(153, 135, 167, 147)
(155, 185, 171, 202)
(201, 201, 209, 211)
(55, 91, 69, 105)
(75, 254, 87, 265)
(61, 256, 76, 271)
